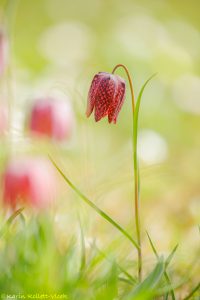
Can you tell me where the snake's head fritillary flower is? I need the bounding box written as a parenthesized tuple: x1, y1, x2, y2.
(3, 157, 58, 209)
(29, 96, 74, 141)
(86, 72, 126, 124)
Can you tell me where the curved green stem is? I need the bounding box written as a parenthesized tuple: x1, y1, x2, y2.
(112, 64, 142, 281)
(112, 64, 135, 115)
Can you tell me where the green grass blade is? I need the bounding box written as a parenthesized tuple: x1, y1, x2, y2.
(6, 207, 24, 225)
(146, 231, 159, 259)
(118, 277, 135, 285)
(165, 244, 178, 268)
(117, 264, 137, 284)
(95, 245, 137, 284)
(50, 157, 139, 250)
(164, 292, 169, 300)
(78, 215, 86, 273)
(0, 207, 24, 237)
(132, 75, 156, 283)
(146, 231, 176, 300)
(156, 278, 188, 297)
(124, 257, 165, 300)
(133, 74, 157, 146)
(183, 282, 200, 300)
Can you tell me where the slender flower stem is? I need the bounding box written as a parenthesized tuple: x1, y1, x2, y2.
(112, 64, 135, 115)
(112, 64, 142, 281)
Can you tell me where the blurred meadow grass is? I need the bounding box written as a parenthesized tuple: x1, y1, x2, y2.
(0, 0, 200, 298)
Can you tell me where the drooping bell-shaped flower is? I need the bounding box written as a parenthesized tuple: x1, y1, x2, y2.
(86, 72, 126, 124)
(3, 157, 58, 209)
(29, 96, 74, 141)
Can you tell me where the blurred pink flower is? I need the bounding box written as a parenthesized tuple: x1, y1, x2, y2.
(29, 97, 74, 141)
(3, 157, 57, 209)
(86, 72, 126, 123)
(0, 31, 8, 76)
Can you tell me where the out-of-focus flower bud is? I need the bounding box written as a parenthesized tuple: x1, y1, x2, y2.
(2, 157, 57, 209)
(86, 72, 126, 123)
(29, 97, 74, 141)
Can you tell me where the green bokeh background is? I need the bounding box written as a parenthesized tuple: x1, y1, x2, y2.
(0, 0, 200, 297)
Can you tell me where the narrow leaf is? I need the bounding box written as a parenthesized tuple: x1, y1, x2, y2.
(124, 258, 165, 300)
(6, 207, 24, 225)
(133, 74, 157, 147)
(78, 215, 86, 273)
(118, 277, 134, 285)
(156, 278, 188, 296)
(95, 245, 137, 284)
(183, 282, 200, 300)
(146, 231, 177, 300)
(50, 157, 139, 250)
(165, 244, 178, 268)
(146, 231, 159, 259)
(0, 207, 24, 237)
